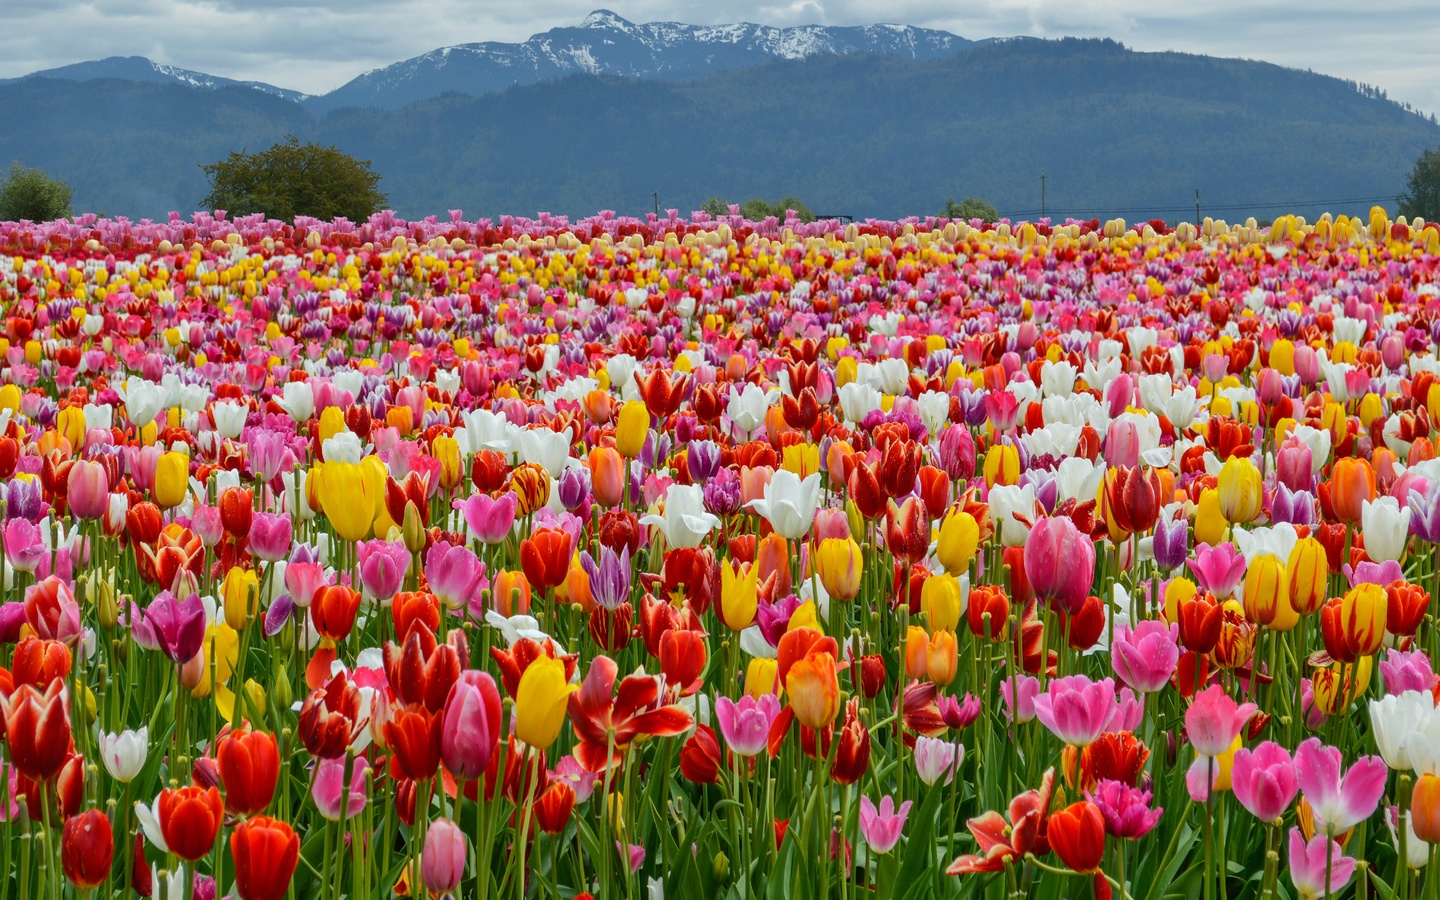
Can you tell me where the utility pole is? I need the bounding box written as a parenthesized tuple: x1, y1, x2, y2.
(1195, 189, 1201, 227)
(1040, 174, 1047, 219)
(652, 192, 659, 216)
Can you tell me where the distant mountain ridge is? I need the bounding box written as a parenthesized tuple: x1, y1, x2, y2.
(1, 38, 1435, 224)
(311, 9, 976, 111)
(0, 55, 309, 103)
(4, 10, 978, 112)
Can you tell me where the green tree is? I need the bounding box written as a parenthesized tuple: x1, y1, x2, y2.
(942, 196, 999, 222)
(700, 196, 730, 217)
(0, 163, 74, 222)
(737, 197, 816, 222)
(200, 135, 387, 222)
(1399, 146, 1440, 221)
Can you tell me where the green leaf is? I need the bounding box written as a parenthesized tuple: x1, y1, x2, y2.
(895, 787, 947, 900)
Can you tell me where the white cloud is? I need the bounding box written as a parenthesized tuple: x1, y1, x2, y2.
(0, 1, 1436, 115)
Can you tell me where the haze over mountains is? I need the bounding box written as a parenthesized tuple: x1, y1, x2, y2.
(1, 12, 1436, 223)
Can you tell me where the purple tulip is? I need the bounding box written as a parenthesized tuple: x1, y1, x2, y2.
(579, 545, 631, 610)
(140, 591, 206, 664)
(686, 440, 721, 482)
(1150, 516, 1188, 571)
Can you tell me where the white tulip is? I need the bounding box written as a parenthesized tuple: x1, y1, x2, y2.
(100, 727, 149, 782)
(746, 470, 822, 541)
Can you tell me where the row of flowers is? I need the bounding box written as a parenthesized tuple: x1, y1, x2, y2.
(0, 206, 1438, 899)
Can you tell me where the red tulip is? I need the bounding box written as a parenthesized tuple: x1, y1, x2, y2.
(2, 679, 72, 780)
(659, 628, 706, 697)
(520, 527, 574, 591)
(297, 671, 366, 759)
(218, 486, 254, 539)
(1047, 800, 1106, 872)
(10, 637, 71, 689)
(384, 704, 443, 781)
(217, 727, 280, 816)
(832, 699, 871, 786)
(885, 497, 930, 564)
(61, 809, 113, 889)
(679, 725, 721, 785)
(159, 785, 224, 861)
(231, 816, 300, 900)
(311, 585, 361, 642)
(383, 626, 466, 713)
(535, 780, 578, 833)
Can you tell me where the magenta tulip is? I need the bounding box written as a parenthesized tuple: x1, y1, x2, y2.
(714, 694, 780, 758)
(1110, 620, 1180, 693)
(357, 539, 409, 603)
(454, 491, 517, 545)
(1024, 516, 1094, 613)
(248, 512, 292, 563)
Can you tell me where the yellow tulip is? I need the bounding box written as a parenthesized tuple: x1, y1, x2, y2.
(1211, 734, 1243, 793)
(222, 566, 260, 627)
(1286, 537, 1329, 615)
(1312, 656, 1373, 716)
(782, 443, 820, 479)
(191, 622, 240, 719)
(720, 559, 759, 631)
(926, 629, 958, 686)
(154, 451, 190, 509)
(0, 384, 20, 413)
(1163, 576, 1198, 624)
(432, 434, 462, 489)
(317, 461, 376, 543)
(1216, 457, 1261, 524)
(1241, 554, 1288, 627)
(318, 406, 346, 443)
(744, 657, 778, 699)
(936, 510, 979, 576)
(1195, 488, 1228, 546)
(814, 537, 863, 601)
(835, 356, 858, 388)
(361, 455, 390, 534)
(616, 400, 649, 458)
(787, 600, 821, 633)
(514, 656, 577, 749)
(1269, 340, 1295, 377)
(921, 573, 962, 633)
(983, 444, 1020, 488)
(1357, 393, 1383, 429)
(57, 406, 86, 451)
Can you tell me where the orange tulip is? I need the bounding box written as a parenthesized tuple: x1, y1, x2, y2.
(1329, 458, 1375, 525)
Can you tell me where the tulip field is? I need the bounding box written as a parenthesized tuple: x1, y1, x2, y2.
(3, 205, 1440, 900)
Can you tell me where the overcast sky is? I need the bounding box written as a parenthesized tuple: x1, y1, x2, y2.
(3, 1, 1437, 115)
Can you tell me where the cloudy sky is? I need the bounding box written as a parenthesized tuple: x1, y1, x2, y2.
(3, 0, 1437, 115)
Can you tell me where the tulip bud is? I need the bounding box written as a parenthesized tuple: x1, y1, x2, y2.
(402, 502, 427, 553)
(712, 851, 731, 885)
(272, 663, 293, 712)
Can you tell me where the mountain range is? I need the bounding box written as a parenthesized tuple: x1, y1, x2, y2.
(5, 10, 981, 113)
(0, 15, 1437, 223)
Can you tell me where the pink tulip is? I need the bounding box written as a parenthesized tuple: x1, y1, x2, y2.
(1110, 621, 1180, 693)
(454, 491, 517, 545)
(1230, 741, 1299, 823)
(1032, 675, 1115, 748)
(284, 544, 326, 608)
(619, 842, 645, 873)
(357, 539, 409, 602)
(1104, 418, 1140, 469)
(912, 736, 962, 786)
(1000, 675, 1039, 723)
(440, 671, 501, 780)
(1275, 440, 1313, 492)
(3, 518, 47, 573)
(1185, 684, 1258, 756)
(67, 459, 109, 520)
(1381, 648, 1438, 694)
(1186, 543, 1247, 599)
(714, 694, 780, 758)
(312, 756, 369, 821)
(1107, 687, 1144, 733)
(1024, 516, 1095, 613)
(1086, 778, 1162, 839)
(191, 504, 224, 548)
(421, 818, 466, 894)
(858, 795, 912, 854)
(1294, 737, 1387, 837)
(248, 512, 292, 562)
(1287, 828, 1356, 899)
(424, 541, 487, 612)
